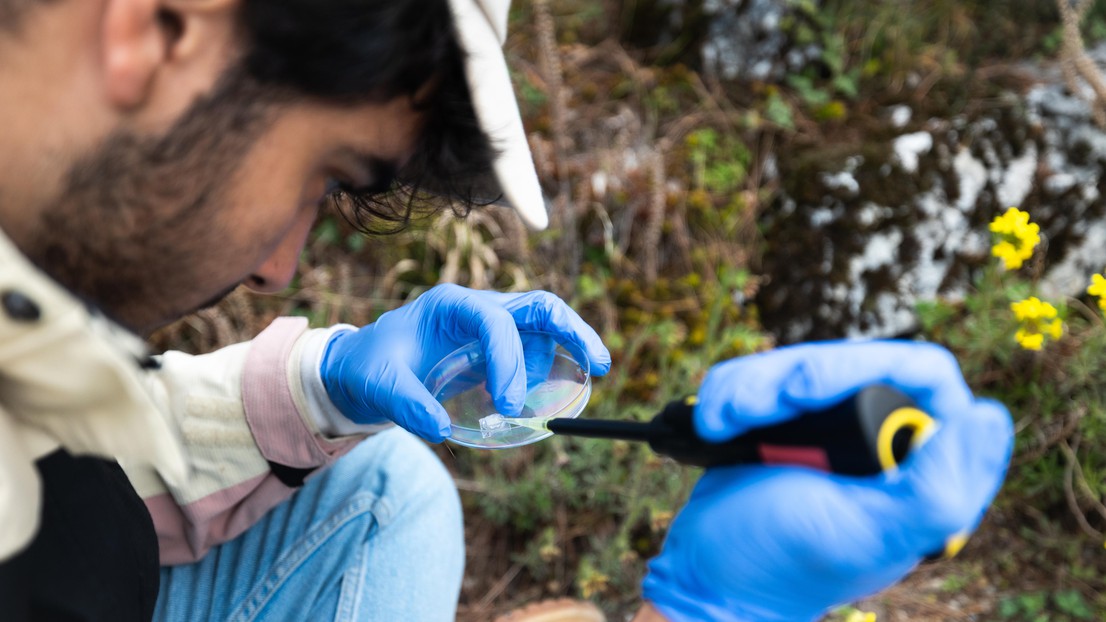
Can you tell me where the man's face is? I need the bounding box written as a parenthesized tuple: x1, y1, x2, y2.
(0, 0, 424, 333)
(32, 79, 423, 333)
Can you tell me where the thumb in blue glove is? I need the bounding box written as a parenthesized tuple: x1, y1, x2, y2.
(642, 340, 1014, 621)
(320, 284, 611, 442)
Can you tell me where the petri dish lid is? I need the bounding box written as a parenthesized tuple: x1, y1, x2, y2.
(423, 331, 591, 449)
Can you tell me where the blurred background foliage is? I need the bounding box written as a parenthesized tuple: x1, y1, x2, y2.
(151, 0, 1106, 619)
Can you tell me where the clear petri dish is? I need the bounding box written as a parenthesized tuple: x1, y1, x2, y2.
(423, 331, 591, 449)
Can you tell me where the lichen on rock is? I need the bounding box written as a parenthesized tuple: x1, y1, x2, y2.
(757, 46, 1106, 342)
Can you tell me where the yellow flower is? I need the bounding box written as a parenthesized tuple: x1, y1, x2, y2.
(991, 241, 1022, 270)
(990, 207, 1040, 270)
(650, 508, 675, 532)
(1088, 274, 1106, 315)
(1010, 297, 1057, 321)
(1088, 274, 1106, 298)
(1015, 329, 1044, 351)
(1010, 297, 1063, 350)
(845, 611, 877, 622)
(1046, 319, 1063, 340)
(578, 570, 609, 600)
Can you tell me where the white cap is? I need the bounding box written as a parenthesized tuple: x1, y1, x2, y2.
(447, 0, 549, 230)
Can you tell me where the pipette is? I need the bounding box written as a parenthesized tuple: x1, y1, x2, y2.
(489, 384, 936, 475)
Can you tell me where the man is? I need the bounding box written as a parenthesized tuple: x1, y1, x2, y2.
(0, 0, 1013, 620)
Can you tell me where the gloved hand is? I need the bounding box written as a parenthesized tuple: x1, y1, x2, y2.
(642, 340, 1013, 622)
(320, 284, 611, 442)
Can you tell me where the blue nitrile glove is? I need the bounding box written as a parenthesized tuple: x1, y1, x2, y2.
(642, 340, 1014, 622)
(320, 284, 611, 442)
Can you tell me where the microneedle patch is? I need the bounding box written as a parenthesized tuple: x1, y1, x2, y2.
(479, 414, 509, 438)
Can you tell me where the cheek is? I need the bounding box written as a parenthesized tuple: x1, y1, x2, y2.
(227, 182, 321, 259)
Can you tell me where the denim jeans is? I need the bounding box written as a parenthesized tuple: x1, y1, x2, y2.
(153, 428, 464, 621)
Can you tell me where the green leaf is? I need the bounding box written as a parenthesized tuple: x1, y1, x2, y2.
(575, 273, 605, 304)
(832, 71, 860, 99)
(765, 93, 795, 130)
(787, 74, 830, 106)
(1054, 589, 1093, 619)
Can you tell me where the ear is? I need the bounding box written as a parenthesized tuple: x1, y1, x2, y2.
(102, 0, 166, 109)
(102, 0, 237, 110)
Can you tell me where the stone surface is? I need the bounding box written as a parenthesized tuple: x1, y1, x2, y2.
(756, 47, 1106, 342)
(612, 1, 1106, 341)
(616, 0, 823, 82)
(701, 0, 819, 83)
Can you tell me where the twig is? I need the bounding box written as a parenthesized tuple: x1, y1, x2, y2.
(913, 65, 945, 103)
(196, 306, 236, 349)
(1059, 436, 1104, 539)
(500, 209, 531, 263)
(669, 186, 693, 274)
(1057, 0, 1106, 126)
(452, 478, 487, 493)
(329, 261, 351, 326)
(1068, 434, 1106, 523)
(1012, 405, 1086, 466)
(1068, 295, 1106, 328)
(226, 288, 258, 337)
(534, 0, 577, 285)
(686, 70, 743, 134)
(642, 148, 667, 284)
(533, 0, 567, 173)
(875, 588, 975, 620)
(477, 562, 523, 610)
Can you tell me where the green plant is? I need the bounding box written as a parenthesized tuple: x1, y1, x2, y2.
(764, 90, 795, 130)
(824, 0, 1060, 78)
(686, 128, 752, 196)
(1054, 589, 1094, 619)
(917, 207, 1106, 616)
(997, 589, 1094, 621)
(225, 6, 1106, 619)
(998, 591, 1048, 620)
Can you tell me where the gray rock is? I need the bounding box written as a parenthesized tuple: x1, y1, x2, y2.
(701, 0, 821, 83)
(756, 45, 1106, 342)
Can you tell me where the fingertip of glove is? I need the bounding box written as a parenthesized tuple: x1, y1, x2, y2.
(573, 337, 611, 376)
(405, 402, 452, 443)
(414, 420, 452, 444)
(590, 357, 612, 377)
(779, 358, 821, 402)
(693, 406, 742, 443)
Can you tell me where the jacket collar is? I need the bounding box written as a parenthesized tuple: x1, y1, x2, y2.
(0, 228, 187, 484)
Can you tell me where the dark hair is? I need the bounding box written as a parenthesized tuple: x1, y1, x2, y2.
(0, 0, 495, 231)
(240, 0, 500, 233)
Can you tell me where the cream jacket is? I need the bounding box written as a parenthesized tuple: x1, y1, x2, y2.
(0, 230, 374, 564)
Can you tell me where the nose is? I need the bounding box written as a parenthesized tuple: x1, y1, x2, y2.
(245, 208, 317, 294)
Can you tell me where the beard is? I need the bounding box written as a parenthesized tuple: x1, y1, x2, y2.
(24, 68, 281, 334)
